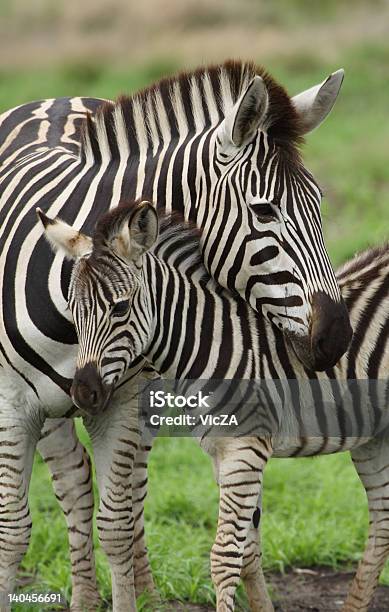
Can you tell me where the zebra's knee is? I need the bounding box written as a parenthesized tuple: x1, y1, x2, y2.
(96, 500, 135, 567)
(0, 500, 32, 589)
(0, 417, 39, 589)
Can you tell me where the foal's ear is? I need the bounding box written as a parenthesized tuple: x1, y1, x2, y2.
(110, 201, 159, 263)
(129, 201, 159, 259)
(36, 208, 93, 259)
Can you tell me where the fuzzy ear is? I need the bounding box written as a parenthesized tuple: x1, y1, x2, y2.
(36, 208, 93, 259)
(217, 76, 269, 152)
(110, 201, 159, 263)
(291, 69, 344, 134)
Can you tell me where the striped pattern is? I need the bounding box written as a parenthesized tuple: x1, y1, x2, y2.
(76, 62, 343, 340)
(65, 202, 389, 611)
(0, 61, 347, 609)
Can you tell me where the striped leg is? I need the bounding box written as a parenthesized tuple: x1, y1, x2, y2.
(84, 390, 139, 612)
(0, 405, 42, 611)
(240, 499, 274, 612)
(132, 444, 156, 598)
(209, 437, 273, 612)
(343, 438, 389, 612)
(37, 419, 100, 611)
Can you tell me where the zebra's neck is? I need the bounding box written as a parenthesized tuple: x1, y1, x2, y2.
(141, 219, 260, 379)
(140, 219, 389, 384)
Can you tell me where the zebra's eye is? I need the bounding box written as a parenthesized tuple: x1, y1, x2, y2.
(249, 202, 277, 223)
(112, 299, 130, 316)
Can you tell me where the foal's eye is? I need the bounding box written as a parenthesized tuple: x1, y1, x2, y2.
(250, 202, 277, 223)
(112, 299, 130, 315)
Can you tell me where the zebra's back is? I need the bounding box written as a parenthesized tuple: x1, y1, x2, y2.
(337, 244, 389, 380)
(0, 97, 104, 167)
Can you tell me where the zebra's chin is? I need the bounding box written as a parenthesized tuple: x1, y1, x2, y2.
(284, 293, 353, 371)
(285, 331, 337, 372)
(285, 332, 322, 371)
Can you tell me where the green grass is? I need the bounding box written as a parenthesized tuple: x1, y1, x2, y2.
(4, 39, 389, 610)
(19, 428, 372, 610)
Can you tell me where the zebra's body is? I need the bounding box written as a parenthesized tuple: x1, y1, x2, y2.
(0, 62, 349, 610)
(44, 199, 389, 612)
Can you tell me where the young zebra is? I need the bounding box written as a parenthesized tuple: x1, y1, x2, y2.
(0, 61, 349, 610)
(41, 200, 389, 612)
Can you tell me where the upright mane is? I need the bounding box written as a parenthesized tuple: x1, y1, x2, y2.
(80, 60, 303, 163)
(154, 212, 205, 273)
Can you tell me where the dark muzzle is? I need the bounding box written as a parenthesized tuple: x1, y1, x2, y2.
(71, 362, 113, 414)
(310, 291, 353, 370)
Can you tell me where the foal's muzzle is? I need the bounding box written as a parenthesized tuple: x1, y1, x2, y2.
(71, 362, 114, 414)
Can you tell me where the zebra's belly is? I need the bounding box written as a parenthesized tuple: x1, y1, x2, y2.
(272, 435, 372, 457)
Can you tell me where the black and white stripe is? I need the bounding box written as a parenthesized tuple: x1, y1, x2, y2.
(51, 200, 389, 612)
(0, 61, 348, 609)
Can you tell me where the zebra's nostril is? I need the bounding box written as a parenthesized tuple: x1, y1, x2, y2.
(90, 390, 98, 406)
(315, 337, 327, 359)
(314, 334, 336, 365)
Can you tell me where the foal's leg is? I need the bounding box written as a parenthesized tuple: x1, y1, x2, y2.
(37, 419, 100, 611)
(84, 388, 140, 612)
(240, 496, 274, 612)
(343, 437, 389, 612)
(0, 402, 43, 612)
(132, 443, 156, 597)
(208, 437, 273, 612)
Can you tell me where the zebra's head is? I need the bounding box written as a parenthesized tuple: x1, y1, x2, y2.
(205, 65, 352, 369)
(37, 203, 158, 413)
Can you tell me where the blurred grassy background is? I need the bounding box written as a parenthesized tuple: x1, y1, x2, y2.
(0, 2, 388, 264)
(3, 0, 388, 609)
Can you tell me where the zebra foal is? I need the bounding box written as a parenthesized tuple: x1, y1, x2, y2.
(41, 200, 389, 612)
(0, 60, 349, 610)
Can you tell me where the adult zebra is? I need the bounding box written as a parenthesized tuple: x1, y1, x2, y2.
(41, 199, 389, 612)
(0, 61, 349, 610)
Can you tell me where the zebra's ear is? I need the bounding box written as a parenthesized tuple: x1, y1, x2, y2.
(291, 69, 344, 134)
(36, 208, 93, 260)
(111, 201, 159, 263)
(217, 76, 269, 152)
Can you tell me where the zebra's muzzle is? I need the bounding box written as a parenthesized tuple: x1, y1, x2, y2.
(286, 292, 353, 371)
(71, 362, 114, 414)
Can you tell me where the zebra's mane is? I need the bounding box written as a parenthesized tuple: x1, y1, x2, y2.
(80, 60, 303, 163)
(92, 199, 207, 278)
(153, 212, 206, 275)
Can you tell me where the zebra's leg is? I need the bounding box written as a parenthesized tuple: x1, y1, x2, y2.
(343, 437, 389, 612)
(240, 496, 274, 612)
(37, 419, 101, 612)
(84, 390, 139, 612)
(132, 443, 156, 598)
(208, 437, 273, 612)
(0, 405, 42, 611)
